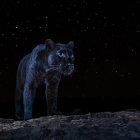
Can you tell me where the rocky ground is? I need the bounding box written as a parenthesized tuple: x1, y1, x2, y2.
(0, 110, 140, 140)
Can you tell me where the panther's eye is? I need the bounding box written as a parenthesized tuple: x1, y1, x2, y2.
(57, 51, 66, 58)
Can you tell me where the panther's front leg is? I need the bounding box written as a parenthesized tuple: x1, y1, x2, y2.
(23, 83, 36, 120)
(45, 76, 61, 115)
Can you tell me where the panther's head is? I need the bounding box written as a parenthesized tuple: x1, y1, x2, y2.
(44, 39, 75, 75)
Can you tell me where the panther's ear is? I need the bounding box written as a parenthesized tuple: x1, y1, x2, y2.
(45, 39, 55, 52)
(67, 41, 74, 49)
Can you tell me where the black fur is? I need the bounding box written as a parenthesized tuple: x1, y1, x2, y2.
(15, 39, 75, 120)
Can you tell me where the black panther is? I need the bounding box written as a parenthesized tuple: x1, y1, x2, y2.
(15, 39, 75, 120)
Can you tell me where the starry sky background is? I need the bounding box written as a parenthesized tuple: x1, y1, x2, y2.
(0, 0, 140, 103)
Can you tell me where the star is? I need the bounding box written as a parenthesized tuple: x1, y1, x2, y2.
(45, 16, 48, 19)
(88, 18, 91, 21)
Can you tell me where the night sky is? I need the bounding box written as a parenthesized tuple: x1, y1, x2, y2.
(0, 0, 140, 103)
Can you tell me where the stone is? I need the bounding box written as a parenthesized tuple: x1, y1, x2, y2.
(0, 111, 140, 140)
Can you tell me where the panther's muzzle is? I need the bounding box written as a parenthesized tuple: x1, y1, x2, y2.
(60, 63, 74, 75)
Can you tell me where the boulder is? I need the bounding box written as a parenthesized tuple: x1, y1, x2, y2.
(0, 111, 140, 140)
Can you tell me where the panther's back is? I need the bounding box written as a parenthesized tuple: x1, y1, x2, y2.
(16, 53, 31, 91)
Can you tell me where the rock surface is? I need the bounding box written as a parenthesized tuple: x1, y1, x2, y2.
(0, 111, 140, 140)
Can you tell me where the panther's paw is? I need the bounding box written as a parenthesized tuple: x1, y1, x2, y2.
(16, 113, 24, 120)
(47, 111, 63, 115)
